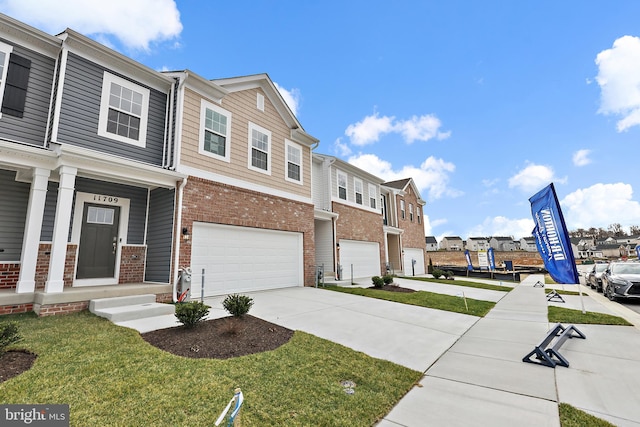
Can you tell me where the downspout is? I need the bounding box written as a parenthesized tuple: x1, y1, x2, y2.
(172, 72, 187, 170)
(172, 177, 188, 302)
(161, 78, 174, 168)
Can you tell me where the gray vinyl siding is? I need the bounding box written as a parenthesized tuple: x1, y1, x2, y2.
(56, 53, 167, 165)
(0, 169, 29, 261)
(0, 41, 55, 147)
(144, 188, 175, 283)
(39, 181, 59, 241)
(74, 178, 147, 244)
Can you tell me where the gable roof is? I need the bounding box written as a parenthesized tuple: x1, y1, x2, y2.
(442, 236, 463, 241)
(382, 177, 425, 205)
(425, 236, 438, 244)
(491, 236, 514, 241)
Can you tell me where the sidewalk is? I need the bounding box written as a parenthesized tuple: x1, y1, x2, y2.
(378, 275, 640, 427)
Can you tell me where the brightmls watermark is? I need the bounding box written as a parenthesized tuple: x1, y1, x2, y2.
(1, 405, 69, 426)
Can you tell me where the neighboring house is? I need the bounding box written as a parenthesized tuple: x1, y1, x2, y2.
(466, 237, 489, 251)
(440, 236, 463, 251)
(489, 236, 517, 251)
(166, 71, 319, 296)
(425, 236, 438, 251)
(596, 244, 624, 259)
(382, 178, 427, 276)
(0, 16, 184, 315)
(519, 237, 537, 252)
(312, 154, 385, 279)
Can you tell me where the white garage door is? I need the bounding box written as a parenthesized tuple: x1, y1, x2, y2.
(190, 222, 303, 298)
(403, 248, 425, 276)
(339, 240, 380, 279)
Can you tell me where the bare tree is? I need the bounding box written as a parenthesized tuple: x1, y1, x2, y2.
(630, 225, 640, 235)
(608, 223, 623, 237)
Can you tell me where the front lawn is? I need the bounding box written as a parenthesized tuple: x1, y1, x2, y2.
(403, 276, 513, 292)
(325, 286, 495, 317)
(0, 312, 421, 426)
(548, 306, 632, 326)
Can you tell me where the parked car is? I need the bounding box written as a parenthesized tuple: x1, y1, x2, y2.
(586, 263, 609, 292)
(601, 261, 640, 301)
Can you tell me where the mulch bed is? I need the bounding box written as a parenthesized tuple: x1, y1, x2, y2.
(142, 315, 294, 359)
(369, 284, 416, 293)
(0, 350, 37, 384)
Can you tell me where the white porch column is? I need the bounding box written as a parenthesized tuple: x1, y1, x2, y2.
(45, 166, 77, 293)
(16, 168, 51, 293)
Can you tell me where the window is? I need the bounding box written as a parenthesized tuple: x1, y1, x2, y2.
(87, 206, 115, 225)
(337, 170, 347, 200)
(199, 99, 231, 162)
(98, 72, 149, 147)
(409, 203, 414, 222)
(369, 184, 377, 209)
(417, 206, 421, 224)
(400, 200, 405, 219)
(1, 48, 31, 119)
(354, 178, 363, 205)
(285, 140, 303, 183)
(0, 42, 13, 117)
(248, 122, 271, 174)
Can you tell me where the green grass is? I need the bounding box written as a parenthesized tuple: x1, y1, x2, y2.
(548, 306, 632, 326)
(559, 403, 616, 427)
(403, 276, 513, 292)
(0, 311, 422, 426)
(325, 285, 495, 317)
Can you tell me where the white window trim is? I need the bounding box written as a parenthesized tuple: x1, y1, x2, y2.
(247, 121, 272, 175)
(409, 203, 414, 222)
(97, 71, 149, 148)
(198, 99, 232, 163)
(354, 178, 363, 205)
(337, 170, 347, 200)
(401, 199, 406, 219)
(417, 206, 422, 224)
(0, 41, 14, 120)
(368, 184, 377, 209)
(284, 139, 303, 185)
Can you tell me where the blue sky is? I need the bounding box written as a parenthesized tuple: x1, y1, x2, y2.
(3, 0, 640, 240)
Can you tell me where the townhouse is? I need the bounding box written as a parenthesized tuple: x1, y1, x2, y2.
(312, 155, 427, 280)
(0, 14, 428, 316)
(0, 15, 184, 315)
(164, 71, 318, 298)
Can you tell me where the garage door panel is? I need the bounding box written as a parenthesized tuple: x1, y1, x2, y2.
(339, 240, 380, 279)
(403, 248, 425, 276)
(191, 223, 303, 297)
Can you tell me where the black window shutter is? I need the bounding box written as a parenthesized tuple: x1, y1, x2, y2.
(1, 54, 31, 118)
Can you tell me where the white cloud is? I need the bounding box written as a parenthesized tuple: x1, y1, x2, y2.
(0, 0, 182, 51)
(345, 113, 395, 146)
(572, 149, 592, 167)
(508, 163, 565, 193)
(347, 153, 461, 200)
(273, 82, 301, 117)
(595, 35, 640, 132)
(333, 138, 352, 157)
(561, 183, 640, 230)
(466, 216, 535, 240)
(344, 112, 450, 146)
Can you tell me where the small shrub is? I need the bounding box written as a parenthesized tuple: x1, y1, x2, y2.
(222, 294, 254, 317)
(0, 321, 23, 355)
(445, 270, 455, 279)
(432, 269, 445, 279)
(372, 276, 384, 288)
(382, 274, 394, 285)
(175, 301, 210, 328)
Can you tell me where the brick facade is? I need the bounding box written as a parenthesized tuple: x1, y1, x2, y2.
(426, 250, 544, 268)
(395, 185, 427, 268)
(178, 177, 316, 287)
(0, 263, 20, 290)
(118, 246, 146, 284)
(333, 202, 386, 274)
(34, 244, 78, 289)
(0, 303, 33, 315)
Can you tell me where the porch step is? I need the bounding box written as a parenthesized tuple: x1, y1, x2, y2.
(89, 294, 175, 323)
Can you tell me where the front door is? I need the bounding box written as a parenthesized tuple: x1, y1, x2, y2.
(76, 204, 120, 279)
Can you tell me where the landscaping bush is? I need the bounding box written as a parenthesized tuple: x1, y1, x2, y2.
(432, 269, 445, 279)
(222, 294, 254, 317)
(0, 321, 22, 355)
(372, 276, 384, 288)
(445, 270, 455, 279)
(382, 274, 394, 285)
(174, 301, 210, 328)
